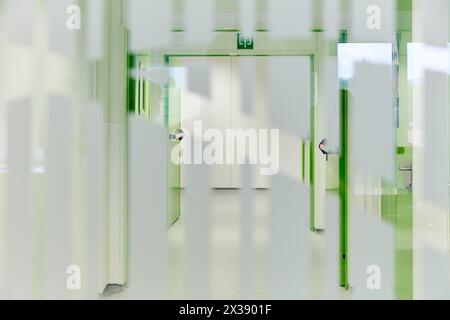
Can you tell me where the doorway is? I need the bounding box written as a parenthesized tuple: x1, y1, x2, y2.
(165, 54, 316, 298)
(167, 56, 311, 191)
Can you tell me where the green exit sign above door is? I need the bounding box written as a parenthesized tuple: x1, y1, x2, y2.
(237, 33, 254, 50)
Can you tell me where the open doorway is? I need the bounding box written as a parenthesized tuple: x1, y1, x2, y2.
(165, 55, 315, 298)
(167, 55, 311, 195)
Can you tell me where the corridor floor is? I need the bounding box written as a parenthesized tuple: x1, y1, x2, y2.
(167, 189, 348, 300)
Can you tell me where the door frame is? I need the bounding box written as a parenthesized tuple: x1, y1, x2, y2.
(163, 52, 318, 231)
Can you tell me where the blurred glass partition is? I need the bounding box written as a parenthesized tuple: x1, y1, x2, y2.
(166, 57, 182, 226)
(338, 40, 413, 298)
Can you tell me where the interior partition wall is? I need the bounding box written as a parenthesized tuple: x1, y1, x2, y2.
(338, 33, 414, 297)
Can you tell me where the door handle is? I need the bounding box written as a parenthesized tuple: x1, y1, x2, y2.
(169, 128, 185, 141)
(398, 163, 413, 191)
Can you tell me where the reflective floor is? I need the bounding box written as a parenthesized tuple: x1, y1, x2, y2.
(167, 189, 348, 300)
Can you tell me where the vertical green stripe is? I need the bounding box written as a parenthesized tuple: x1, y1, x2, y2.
(339, 30, 349, 288)
(339, 88, 349, 288)
(127, 54, 136, 113)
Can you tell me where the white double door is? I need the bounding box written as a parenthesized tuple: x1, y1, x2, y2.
(179, 56, 272, 189)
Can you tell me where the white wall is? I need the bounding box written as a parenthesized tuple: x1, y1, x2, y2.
(179, 57, 233, 188)
(411, 0, 450, 299)
(0, 0, 110, 297)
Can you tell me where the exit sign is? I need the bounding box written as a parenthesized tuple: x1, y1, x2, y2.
(237, 33, 254, 50)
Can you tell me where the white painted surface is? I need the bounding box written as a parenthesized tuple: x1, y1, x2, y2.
(180, 57, 232, 188)
(180, 57, 308, 189)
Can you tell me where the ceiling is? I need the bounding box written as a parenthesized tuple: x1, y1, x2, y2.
(170, 0, 412, 31)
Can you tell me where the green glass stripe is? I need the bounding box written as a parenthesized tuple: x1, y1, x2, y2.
(339, 88, 349, 289)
